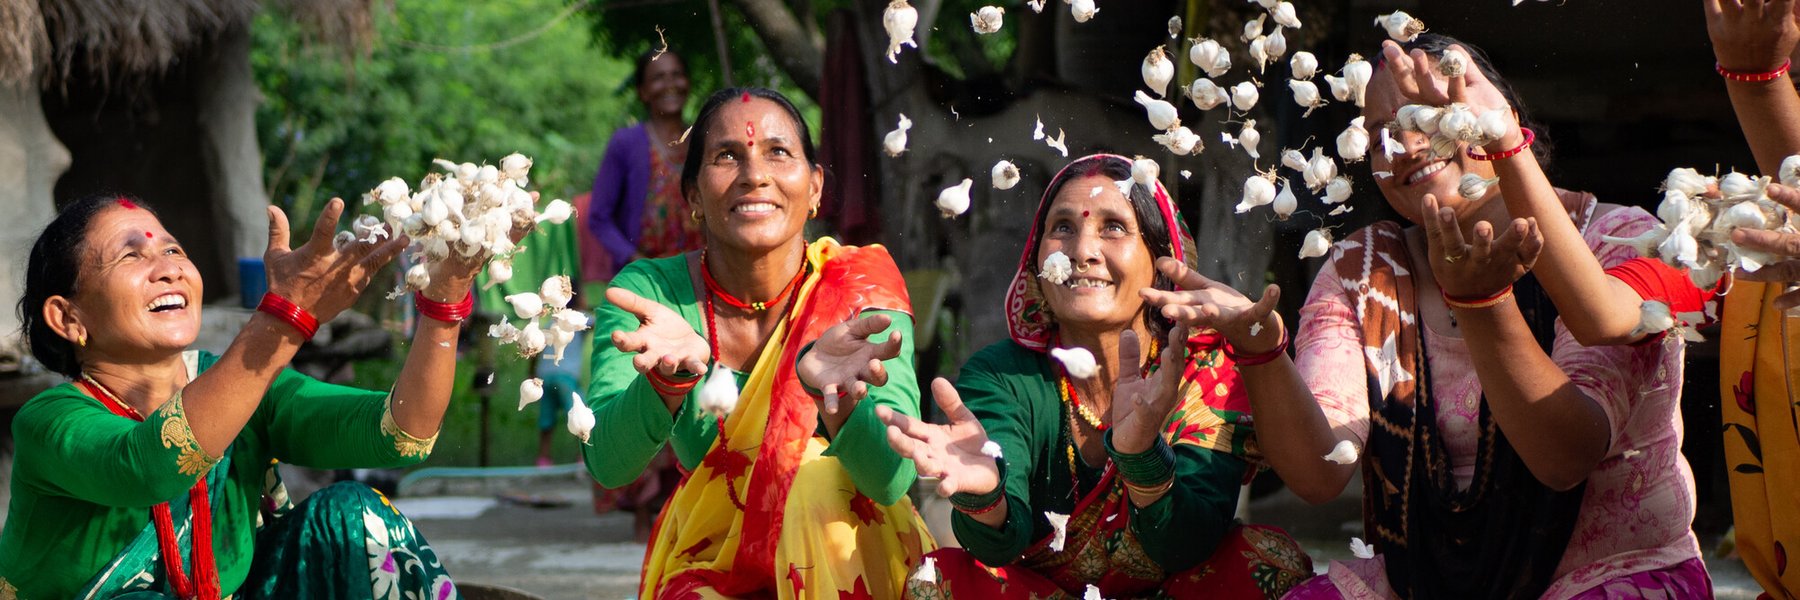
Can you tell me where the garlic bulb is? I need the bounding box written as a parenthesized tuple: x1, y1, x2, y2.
(1663, 168, 1712, 197)
(883, 1, 919, 63)
(1188, 78, 1225, 110)
(1152, 126, 1202, 155)
(1342, 54, 1372, 107)
(1235, 120, 1262, 160)
(1249, 37, 1271, 73)
(1142, 46, 1174, 96)
(1715, 200, 1769, 232)
(1237, 173, 1278, 213)
(1374, 11, 1424, 43)
(518, 378, 544, 410)
(1304, 148, 1337, 193)
(1720, 171, 1764, 200)
(1271, 1, 1302, 29)
(484, 260, 513, 289)
(884, 114, 911, 157)
(566, 393, 595, 444)
(936, 178, 975, 218)
(1324, 176, 1354, 204)
(1350, 537, 1376, 560)
(352, 215, 389, 244)
(544, 325, 576, 364)
(1322, 439, 1358, 464)
(368, 177, 411, 206)
(1289, 79, 1324, 115)
(1476, 110, 1509, 145)
(500, 153, 532, 183)
(1026, 0, 1044, 12)
(505, 292, 545, 319)
(517, 320, 547, 357)
(1049, 347, 1099, 378)
(534, 199, 573, 225)
(1132, 157, 1160, 187)
(332, 231, 357, 252)
(1135, 90, 1180, 131)
(1281, 148, 1309, 173)
(1040, 250, 1073, 285)
(1657, 191, 1691, 227)
(1338, 117, 1370, 163)
(1189, 38, 1232, 78)
(1324, 74, 1351, 103)
(1273, 178, 1298, 220)
(1167, 16, 1183, 38)
(1242, 14, 1266, 42)
(1299, 228, 1333, 259)
(1070, 0, 1097, 23)
(1458, 174, 1500, 200)
(488, 320, 520, 345)
(991, 160, 1021, 190)
(1438, 48, 1469, 79)
(1266, 27, 1288, 61)
(1782, 155, 1800, 188)
(540, 276, 574, 309)
(970, 6, 1004, 34)
(1603, 225, 1669, 259)
(1230, 81, 1260, 112)
(1290, 51, 1319, 80)
(697, 362, 740, 418)
(1659, 227, 1700, 268)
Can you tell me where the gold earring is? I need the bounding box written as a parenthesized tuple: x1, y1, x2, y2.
(690, 209, 703, 223)
(808, 206, 818, 219)
(75, 334, 86, 347)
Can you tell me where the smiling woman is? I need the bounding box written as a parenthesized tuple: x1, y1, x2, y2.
(0, 193, 513, 599)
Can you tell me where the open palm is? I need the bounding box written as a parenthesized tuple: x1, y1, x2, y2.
(879, 379, 1001, 497)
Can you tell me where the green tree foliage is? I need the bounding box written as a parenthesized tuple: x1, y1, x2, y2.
(252, 0, 637, 235)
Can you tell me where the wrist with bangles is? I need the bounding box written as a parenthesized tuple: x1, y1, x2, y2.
(949, 458, 1008, 515)
(1717, 59, 1790, 83)
(1104, 430, 1176, 494)
(414, 290, 474, 323)
(1468, 127, 1535, 161)
(256, 292, 319, 339)
(646, 368, 702, 398)
(1225, 322, 1289, 367)
(1442, 285, 1514, 310)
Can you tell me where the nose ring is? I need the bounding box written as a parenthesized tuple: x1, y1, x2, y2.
(1074, 263, 1090, 273)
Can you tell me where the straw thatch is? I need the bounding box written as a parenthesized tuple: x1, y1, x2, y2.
(0, 0, 374, 88)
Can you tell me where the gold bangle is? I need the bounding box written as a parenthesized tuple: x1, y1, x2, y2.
(1122, 477, 1173, 497)
(1442, 290, 1513, 310)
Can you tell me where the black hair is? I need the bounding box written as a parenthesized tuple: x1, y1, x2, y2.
(680, 87, 819, 201)
(630, 48, 687, 90)
(1375, 33, 1554, 166)
(1026, 155, 1179, 341)
(19, 194, 157, 378)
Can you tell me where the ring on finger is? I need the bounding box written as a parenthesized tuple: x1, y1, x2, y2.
(1444, 252, 1465, 263)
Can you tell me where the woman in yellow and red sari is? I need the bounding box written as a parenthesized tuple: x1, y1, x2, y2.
(880, 154, 1312, 599)
(582, 87, 933, 599)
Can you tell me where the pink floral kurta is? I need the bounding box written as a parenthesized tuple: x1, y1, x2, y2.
(1292, 206, 1702, 600)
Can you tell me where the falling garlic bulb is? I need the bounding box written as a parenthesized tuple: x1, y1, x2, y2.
(519, 378, 544, 410)
(1142, 46, 1174, 96)
(1350, 537, 1376, 559)
(1323, 75, 1351, 103)
(1338, 117, 1370, 163)
(543, 325, 576, 364)
(1438, 49, 1469, 79)
(500, 153, 532, 183)
(697, 362, 740, 418)
(1343, 55, 1372, 107)
(1458, 174, 1501, 200)
(1236, 120, 1262, 160)
(1040, 251, 1073, 285)
(1249, 37, 1271, 73)
(1134, 90, 1180, 131)
(882, 0, 919, 63)
(1152, 126, 1202, 155)
(1026, 0, 1044, 12)
(1289, 79, 1324, 115)
(1132, 157, 1160, 187)
(1237, 173, 1278, 214)
(517, 320, 547, 357)
(1781, 155, 1800, 188)
(1230, 81, 1260, 112)
(1188, 78, 1226, 111)
(332, 231, 357, 252)
(1070, 0, 1097, 23)
(884, 114, 912, 157)
(936, 178, 975, 217)
(405, 263, 431, 291)
(1189, 38, 1232, 78)
(1476, 110, 1509, 145)
(1374, 11, 1424, 43)
(1304, 148, 1337, 193)
(484, 260, 513, 289)
(1281, 148, 1309, 173)
(1241, 14, 1266, 42)
(970, 5, 1004, 34)
(1266, 27, 1288, 61)
(1271, 1, 1302, 29)
(1049, 347, 1099, 379)
(1272, 179, 1298, 219)
(505, 292, 545, 319)
(540, 275, 574, 309)
(1299, 228, 1333, 259)
(1290, 51, 1319, 80)
(534, 199, 573, 225)
(564, 394, 595, 445)
(1323, 439, 1358, 464)
(991, 160, 1021, 190)
(1324, 176, 1353, 204)
(1634, 301, 1677, 338)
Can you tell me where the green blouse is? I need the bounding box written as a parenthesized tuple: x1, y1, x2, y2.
(0, 351, 437, 599)
(581, 254, 921, 505)
(949, 341, 1246, 573)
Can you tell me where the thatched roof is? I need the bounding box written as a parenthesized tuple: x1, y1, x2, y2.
(0, 0, 374, 88)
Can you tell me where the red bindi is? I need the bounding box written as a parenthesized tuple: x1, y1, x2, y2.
(144, 232, 153, 239)
(741, 91, 751, 103)
(116, 198, 138, 210)
(746, 121, 755, 147)
(1082, 210, 1090, 217)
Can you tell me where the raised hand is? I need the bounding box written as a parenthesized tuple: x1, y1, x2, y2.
(605, 287, 710, 385)
(1141, 257, 1284, 353)
(1381, 39, 1524, 153)
(1422, 194, 1544, 298)
(263, 198, 409, 324)
(1109, 326, 1188, 455)
(879, 379, 1001, 497)
(797, 313, 905, 415)
(1704, 0, 1800, 74)
(1732, 182, 1800, 308)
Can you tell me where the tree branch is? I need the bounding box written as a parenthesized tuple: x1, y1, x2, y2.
(726, 0, 823, 99)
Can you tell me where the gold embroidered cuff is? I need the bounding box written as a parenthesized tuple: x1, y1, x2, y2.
(155, 392, 219, 477)
(380, 396, 439, 459)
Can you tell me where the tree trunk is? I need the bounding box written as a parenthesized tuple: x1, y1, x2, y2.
(194, 22, 272, 301)
(0, 76, 69, 371)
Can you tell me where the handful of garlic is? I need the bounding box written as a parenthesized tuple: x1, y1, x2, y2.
(1389, 102, 1511, 160)
(361, 153, 571, 299)
(1603, 165, 1800, 290)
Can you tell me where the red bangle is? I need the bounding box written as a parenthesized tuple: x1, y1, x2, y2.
(953, 493, 1005, 515)
(1442, 285, 1514, 310)
(414, 291, 474, 323)
(1717, 60, 1791, 83)
(256, 292, 319, 339)
(646, 369, 701, 397)
(1467, 127, 1535, 161)
(1225, 329, 1289, 367)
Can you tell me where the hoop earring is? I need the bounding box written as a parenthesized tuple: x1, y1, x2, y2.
(808, 206, 818, 219)
(690, 209, 703, 224)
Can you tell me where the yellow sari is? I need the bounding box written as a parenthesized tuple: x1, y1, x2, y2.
(1720, 280, 1800, 599)
(641, 239, 935, 599)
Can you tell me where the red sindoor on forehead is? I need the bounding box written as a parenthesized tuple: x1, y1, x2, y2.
(116, 197, 138, 210)
(145, 232, 153, 238)
(1082, 210, 1090, 217)
(741, 91, 751, 103)
(746, 121, 755, 147)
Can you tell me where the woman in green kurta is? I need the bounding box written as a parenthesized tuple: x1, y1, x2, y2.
(584, 87, 932, 599)
(881, 154, 1312, 599)
(0, 194, 502, 599)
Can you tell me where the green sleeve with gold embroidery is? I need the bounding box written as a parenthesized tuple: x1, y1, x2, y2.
(10, 386, 213, 507)
(259, 367, 435, 468)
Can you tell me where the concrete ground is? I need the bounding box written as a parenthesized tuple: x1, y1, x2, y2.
(400, 468, 1762, 600)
